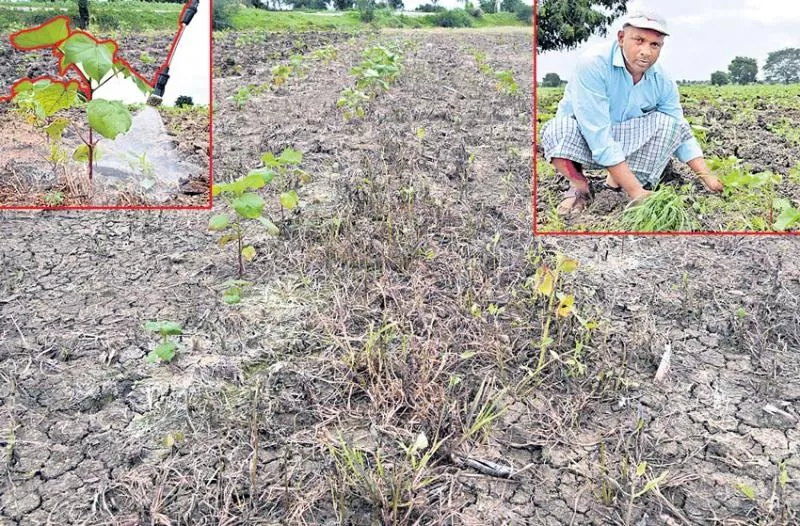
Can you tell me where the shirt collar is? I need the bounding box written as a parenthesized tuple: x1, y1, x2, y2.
(612, 41, 652, 81)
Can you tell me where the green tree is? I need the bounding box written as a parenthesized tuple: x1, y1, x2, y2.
(542, 72, 562, 87)
(728, 56, 758, 85)
(536, 0, 629, 52)
(764, 48, 800, 84)
(710, 70, 729, 86)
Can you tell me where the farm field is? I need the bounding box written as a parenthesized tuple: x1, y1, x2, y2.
(0, 15, 210, 207)
(535, 84, 800, 232)
(1, 26, 799, 526)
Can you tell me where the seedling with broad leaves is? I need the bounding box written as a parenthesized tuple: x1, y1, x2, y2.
(5, 16, 152, 183)
(210, 147, 308, 283)
(144, 321, 182, 364)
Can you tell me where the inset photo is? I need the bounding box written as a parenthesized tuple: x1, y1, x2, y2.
(534, 1, 800, 233)
(0, 0, 211, 208)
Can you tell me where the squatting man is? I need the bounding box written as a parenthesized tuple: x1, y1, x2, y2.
(541, 12, 724, 215)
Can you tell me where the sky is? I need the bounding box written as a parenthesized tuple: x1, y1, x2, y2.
(537, 0, 800, 82)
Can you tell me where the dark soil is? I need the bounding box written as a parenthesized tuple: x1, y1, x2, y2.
(1, 28, 798, 526)
(535, 91, 800, 232)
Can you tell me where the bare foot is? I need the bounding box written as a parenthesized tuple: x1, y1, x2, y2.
(557, 188, 590, 216)
(605, 174, 621, 190)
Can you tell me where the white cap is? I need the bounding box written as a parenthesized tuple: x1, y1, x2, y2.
(623, 12, 669, 36)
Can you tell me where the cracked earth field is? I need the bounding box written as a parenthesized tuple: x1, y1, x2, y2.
(1, 28, 798, 525)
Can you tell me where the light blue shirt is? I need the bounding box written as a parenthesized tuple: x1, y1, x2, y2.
(556, 40, 703, 167)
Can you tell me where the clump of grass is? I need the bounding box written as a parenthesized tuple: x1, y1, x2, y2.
(619, 185, 700, 232)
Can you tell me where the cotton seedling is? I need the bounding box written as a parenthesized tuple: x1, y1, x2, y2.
(144, 321, 182, 364)
(7, 17, 151, 182)
(494, 70, 519, 95)
(210, 167, 280, 278)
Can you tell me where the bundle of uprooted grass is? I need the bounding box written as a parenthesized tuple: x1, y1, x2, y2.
(619, 185, 700, 232)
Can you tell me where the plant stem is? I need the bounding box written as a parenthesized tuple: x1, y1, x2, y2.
(88, 127, 94, 182)
(236, 223, 244, 278)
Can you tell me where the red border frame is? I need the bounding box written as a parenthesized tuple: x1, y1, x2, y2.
(530, 1, 797, 237)
(0, 5, 213, 211)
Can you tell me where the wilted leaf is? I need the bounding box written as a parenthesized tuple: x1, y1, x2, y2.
(208, 214, 229, 231)
(412, 432, 428, 453)
(241, 245, 256, 262)
(45, 118, 69, 142)
(534, 267, 555, 297)
(557, 257, 579, 273)
(460, 351, 476, 359)
(258, 216, 280, 236)
(280, 190, 299, 210)
(218, 232, 238, 247)
(555, 294, 574, 318)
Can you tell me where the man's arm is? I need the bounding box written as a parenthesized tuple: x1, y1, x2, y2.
(657, 77, 723, 191)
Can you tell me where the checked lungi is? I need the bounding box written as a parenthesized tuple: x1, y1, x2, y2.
(539, 111, 694, 189)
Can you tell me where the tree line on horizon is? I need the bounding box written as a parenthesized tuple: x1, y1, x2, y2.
(539, 49, 800, 88)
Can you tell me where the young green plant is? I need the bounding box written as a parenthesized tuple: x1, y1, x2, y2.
(9, 17, 150, 182)
(210, 167, 279, 278)
(144, 321, 182, 364)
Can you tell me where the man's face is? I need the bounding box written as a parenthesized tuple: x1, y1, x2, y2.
(617, 26, 665, 77)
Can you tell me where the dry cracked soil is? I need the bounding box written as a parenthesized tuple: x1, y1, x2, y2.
(1, 28, 799, 526)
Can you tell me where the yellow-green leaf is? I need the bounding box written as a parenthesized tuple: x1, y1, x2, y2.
(280, 190, 299, 210)
(635, 461, 647, 477)
(208, 214, 229, 231)
(555, 294, 574, 318)
(557, 257, 579, 273)
(241, 245, 256, 262)
(535, 267, 555, 297)
(10, 17, 70, 50)
(735, 483, 755, 500)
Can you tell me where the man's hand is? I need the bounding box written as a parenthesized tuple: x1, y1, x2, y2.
(687, 157, 723, 193)
(607, 161, 649, 202)
(697, 172, 724, 192)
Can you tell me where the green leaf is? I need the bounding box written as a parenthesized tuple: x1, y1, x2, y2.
(735, 483, 755, 500)
(33, 81, 79, 117)
(148, 341, 177, 363)
(279, 147, 303, 165)
(241, 245, 256, 262)
(258, 216, 280, 236)
(248, 167, 274, 185)
(242, 171, 267, 190)
(144, 321, 182, 336)
(774, 206, 800, 231)
(223, 287, 241, 304)
(261, 152, 279, 167)
(44, 118, 69, 142)
(72, 144, 90, 162)
(87, 99, 132, 139)
(208, 214, 230, 231)
(58, 33, 115, 82)
(232, 192, 265, 219)
(280, 190, 299, 210)
(10, 17, 70, 50)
